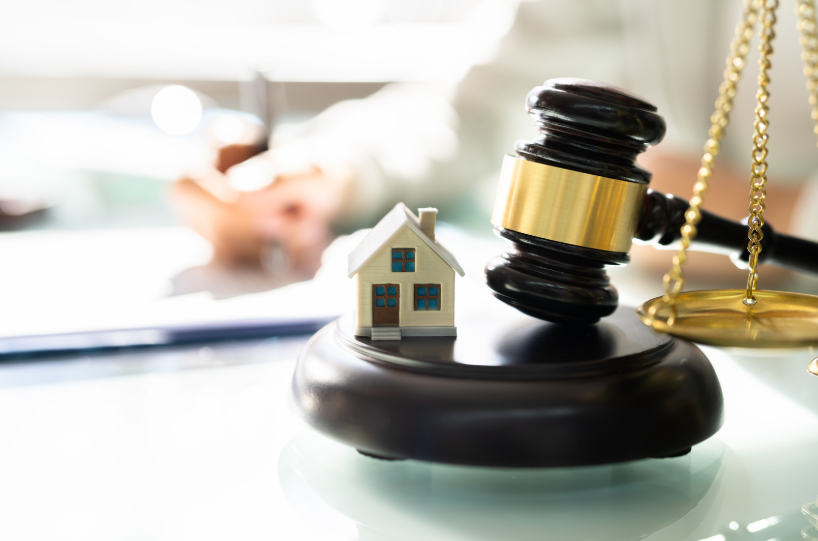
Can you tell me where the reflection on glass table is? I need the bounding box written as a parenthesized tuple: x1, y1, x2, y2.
(804, 498, 818, 540)
(280, 429, 724, 540)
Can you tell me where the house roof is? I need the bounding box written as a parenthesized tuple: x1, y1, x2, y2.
(347, 203, 465, 278)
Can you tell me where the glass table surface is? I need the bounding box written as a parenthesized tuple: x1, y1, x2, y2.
(0, 332, 815, 541)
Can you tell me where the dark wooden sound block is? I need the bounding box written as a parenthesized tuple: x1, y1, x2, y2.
(291, 307, 724, 468)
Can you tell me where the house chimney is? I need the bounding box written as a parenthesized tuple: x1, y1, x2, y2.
(418, 208, 437, 241)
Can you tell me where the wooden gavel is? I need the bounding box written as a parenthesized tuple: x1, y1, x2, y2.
(485, 78, 818, 324)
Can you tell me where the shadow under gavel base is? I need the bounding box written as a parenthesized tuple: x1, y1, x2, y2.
(291, 308, 724, 467)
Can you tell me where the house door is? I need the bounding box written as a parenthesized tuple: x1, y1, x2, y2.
(373, 284, 399, 326)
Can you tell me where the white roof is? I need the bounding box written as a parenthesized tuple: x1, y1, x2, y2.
(347, 203, 465, 278)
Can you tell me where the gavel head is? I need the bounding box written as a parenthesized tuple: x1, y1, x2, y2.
(485, 78, 667, 324)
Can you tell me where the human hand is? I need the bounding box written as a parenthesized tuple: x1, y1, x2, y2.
(173, 147, 351, 274)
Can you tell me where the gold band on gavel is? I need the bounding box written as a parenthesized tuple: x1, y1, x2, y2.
(490, 155, 647, 253)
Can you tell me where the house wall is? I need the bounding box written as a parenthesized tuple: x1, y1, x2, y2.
(356, 226, 455, 328)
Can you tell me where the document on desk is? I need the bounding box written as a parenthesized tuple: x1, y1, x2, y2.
(0, 279, 348, 358)
(0, 228, 356, 359)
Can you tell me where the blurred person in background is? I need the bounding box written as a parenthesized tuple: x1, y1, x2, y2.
(174, 0, 817, 281)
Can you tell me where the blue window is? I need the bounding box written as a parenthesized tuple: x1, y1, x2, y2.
(415, 284, 441, 311)
(391, 248, 416, 272)
(387, 298, 397, 307)
(376, 299, 385, 307)
(375, 287, 385, 296)
(387, 287, 397, 295)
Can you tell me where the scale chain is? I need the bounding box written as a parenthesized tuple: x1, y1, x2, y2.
(744, 0, 778, 306)
(652, 0, 761, 324)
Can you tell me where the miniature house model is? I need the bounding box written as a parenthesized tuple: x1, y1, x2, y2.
(348, 203, 465, 340)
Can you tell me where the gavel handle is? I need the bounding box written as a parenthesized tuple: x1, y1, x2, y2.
(635, 189, 818, 275)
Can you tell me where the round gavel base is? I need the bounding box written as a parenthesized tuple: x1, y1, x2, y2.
(291, 307, 724, 468)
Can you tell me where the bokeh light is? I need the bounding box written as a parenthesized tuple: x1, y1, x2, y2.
(150, 85, 202, 135)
